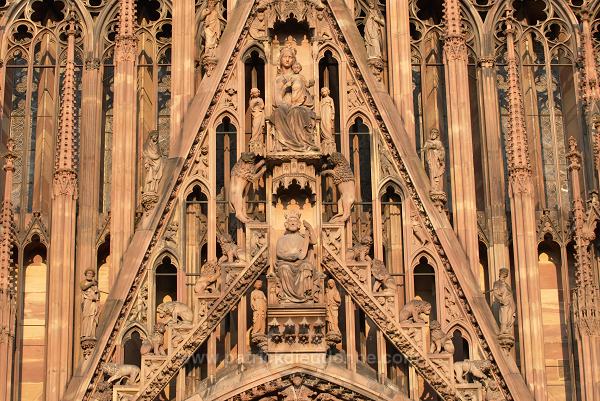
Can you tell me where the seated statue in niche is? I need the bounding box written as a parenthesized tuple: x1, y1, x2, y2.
(271, 44, 318, 152)
(275, 211, 317, 303)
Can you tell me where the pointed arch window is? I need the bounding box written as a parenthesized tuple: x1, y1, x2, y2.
(1, 14, 83, 215)
(155, 255, 178, 306)
(381, 184, 403, 282)
(349, 117, 373, 246)
(496, 2, 579, 210)
(413, 256, 436, 320)
(18, 235, 48, 400)
(216, 117, 238, 237)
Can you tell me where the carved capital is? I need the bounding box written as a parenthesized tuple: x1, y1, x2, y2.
(443, 35, 468, 62)
(478, 57, 495, 68)
(508, 169, 532, 195)
(85, 57, 101, 70)
(115, 35, 138, 63)
(53, 169, 78, 198)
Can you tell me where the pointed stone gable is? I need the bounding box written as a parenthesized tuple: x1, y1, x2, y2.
(63, 2, 534, 401)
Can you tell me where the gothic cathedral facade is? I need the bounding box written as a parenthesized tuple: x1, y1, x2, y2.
(0, 1, 599, 401)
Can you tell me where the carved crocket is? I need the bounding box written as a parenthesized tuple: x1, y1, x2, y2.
(321, 152, 356, 223)
(229, 152, 266, 224)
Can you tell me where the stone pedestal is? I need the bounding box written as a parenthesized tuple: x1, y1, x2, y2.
(113, 385, 138, 401)
(141, 355, 167, 382)
(399, 322, 429, 351)
(428, 353, 453, 379)
(456, 383, 484, 401)
(166, 324, 194, 354)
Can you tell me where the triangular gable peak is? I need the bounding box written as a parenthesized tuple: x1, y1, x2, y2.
(65, 2, 533, 401)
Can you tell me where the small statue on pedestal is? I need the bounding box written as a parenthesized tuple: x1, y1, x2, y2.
(248, 88, 266, 155)
(422, 128, 445, 195)
(251, 280, 268, 351)
(142, 130, 164, 195)
(80, 269, 99, 339)
(320, 87, 336, 154)
(492, 268, 515, 350)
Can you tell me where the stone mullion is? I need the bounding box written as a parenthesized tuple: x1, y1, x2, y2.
(111, 0, 138, 279)
(442, 0, 479, 276)
(386, 0, 415, 147)
(0, 140, 17, 401)
(504, 12, 547, 401)
(169, 0, 196, 156)
(74, 58, 103, 363)
(46, 21, 78, 401)
(478, 57, 509, 282)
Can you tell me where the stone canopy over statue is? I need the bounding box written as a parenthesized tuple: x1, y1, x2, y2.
(271, 44, 319, 153)
(275, 210, 317, 303)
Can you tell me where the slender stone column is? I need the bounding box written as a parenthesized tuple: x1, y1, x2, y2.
(170, 0, 196, 156)
(478, 58, 509, 280)
(0, 139, 17, 401)
(387, 0, 415, 146)
(111, 0, 138, 278)
(442, 0, 479, 275)
(567, 138, 600, 401)
(504, 11, 547, 401)
(73, 57, 102, 360)
(45, 20, 79, 401)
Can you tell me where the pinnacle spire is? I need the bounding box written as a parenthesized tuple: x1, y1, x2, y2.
(55, 15, 77, 174)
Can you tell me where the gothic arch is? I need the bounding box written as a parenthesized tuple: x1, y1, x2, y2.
(0, 0, 93, 56)
(377, 177, 407, 200)
(196, 363, 409, 401)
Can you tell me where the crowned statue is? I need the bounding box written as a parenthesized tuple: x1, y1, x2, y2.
(275, 211, 317, 303)
(271, 44, 319, 153)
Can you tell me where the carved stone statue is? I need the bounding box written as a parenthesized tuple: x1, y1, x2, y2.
(429, 320, 454, 354)
(229, 152, 267, 224)
(346, 235, 373, 262)
(140, 323, 166, 356)
(325, 279, 341, 335)
(275, 211, 317, 303)
(271, 44, 318, 152)
(217, 232, 246, 263)
(279, 374, 315, 401)
(142, 130, 164, 194)
(248, 88, 266, 152)
(321, 152, 356, 223)
(492, 268, 515, 336)
(101, 363, 141, 385)
(398, 298, 431, 323)
(194, 261, 220, 296)
(199, 0, 222, 56)
(422, 128, 445, 194)
(251, 280, 267, 335)
(364, 0, 385, 60)
(320, 87, 336, 154)
(371, 259, 395, 292)
(156, 301, 194, 326)
(80, 269, 100, 339)
(454, 359, 492, 384)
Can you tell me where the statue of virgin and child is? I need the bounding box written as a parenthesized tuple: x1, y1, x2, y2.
(271, 44, 319, 152)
